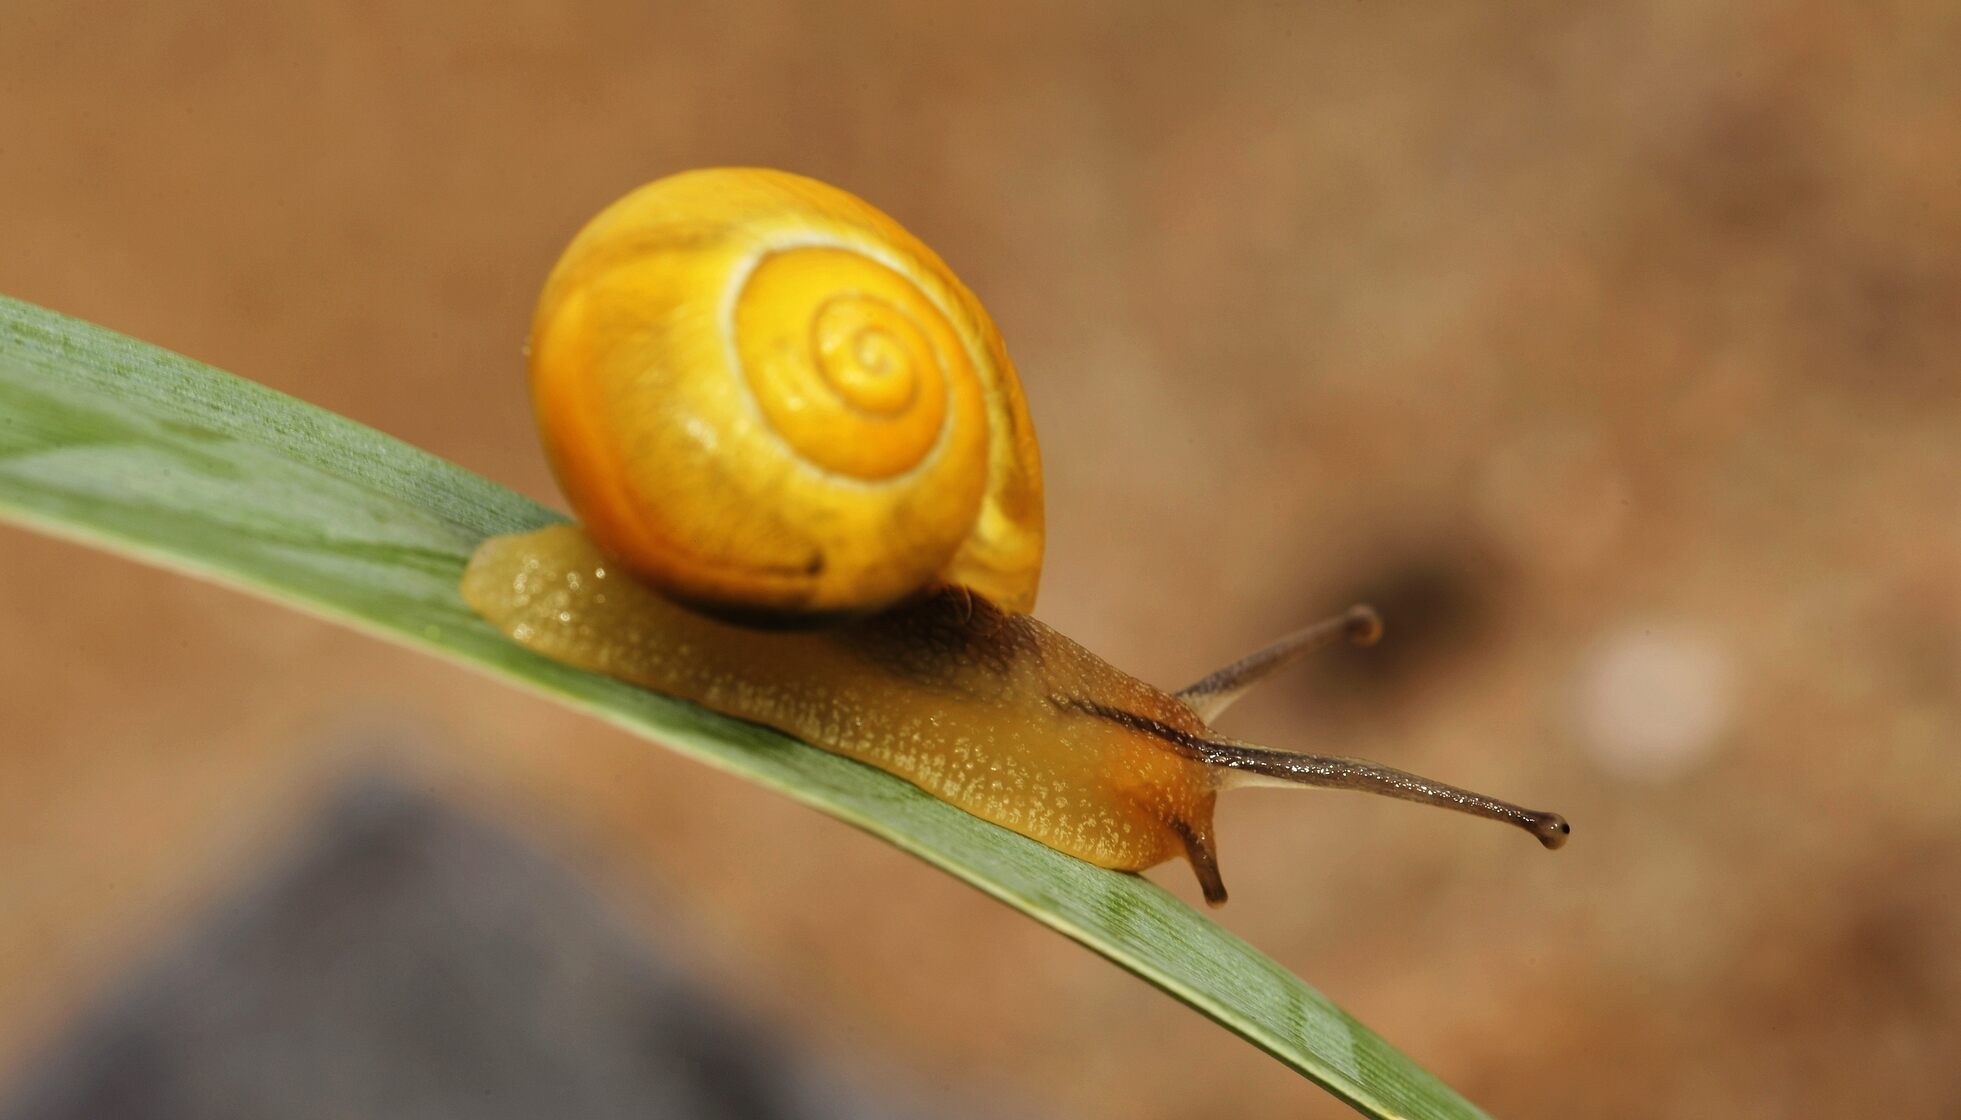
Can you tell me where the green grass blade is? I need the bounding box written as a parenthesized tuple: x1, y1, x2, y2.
(0, 293, 1489, 1120)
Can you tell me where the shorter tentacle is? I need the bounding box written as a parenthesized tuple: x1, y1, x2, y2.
(1176, 605, 1382, 722)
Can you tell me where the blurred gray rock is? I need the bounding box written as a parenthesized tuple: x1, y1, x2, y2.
(2, 779, 935, 1120)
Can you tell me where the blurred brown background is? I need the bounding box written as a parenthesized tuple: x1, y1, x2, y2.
(3, 3, 1958, 1117)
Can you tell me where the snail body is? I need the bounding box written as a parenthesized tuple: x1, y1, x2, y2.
(466, 169, 1566, 905)
(466, 525, 1216, 875)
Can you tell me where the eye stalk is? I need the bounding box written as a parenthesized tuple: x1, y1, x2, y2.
(1176, 604, 1383, 722)
(1205, 740, 1572, 850)
(1158, 602, 1569, 902)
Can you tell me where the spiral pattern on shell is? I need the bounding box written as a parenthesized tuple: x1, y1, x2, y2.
(527, 168, 1044, 619)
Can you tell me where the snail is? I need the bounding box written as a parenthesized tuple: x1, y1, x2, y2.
(462, 168, 1568, 906)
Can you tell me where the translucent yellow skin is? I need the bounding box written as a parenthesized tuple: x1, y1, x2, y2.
(464, 525, 1223, 879)
(530, 168, 1044, 619)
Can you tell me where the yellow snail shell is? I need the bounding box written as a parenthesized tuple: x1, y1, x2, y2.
(527, 167, 1044, 619)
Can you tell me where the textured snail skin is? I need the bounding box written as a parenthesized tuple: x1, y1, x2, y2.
(529, 168, 1043, 619)
(464, 526, 1571, 903)
(464, 525, 1220, 875)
